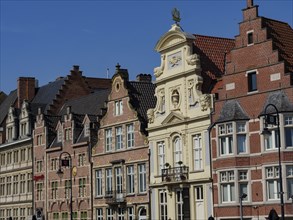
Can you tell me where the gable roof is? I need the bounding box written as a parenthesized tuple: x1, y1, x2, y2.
(262, 17, 293, 72)
(0, 90, 17, 124)
(193, 34, 235, 92)
(216, 100, 249, 123)
(0, 92, 7, 105)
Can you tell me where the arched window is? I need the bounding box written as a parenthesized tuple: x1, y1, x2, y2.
(173, 137, 182, 166)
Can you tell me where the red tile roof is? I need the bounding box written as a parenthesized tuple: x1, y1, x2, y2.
(262, 17, 293, 72)
(193, 34, 235, 93)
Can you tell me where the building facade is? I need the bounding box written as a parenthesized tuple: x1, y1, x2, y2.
(211, 1, 293, 219)
(92, 65, 156, 220)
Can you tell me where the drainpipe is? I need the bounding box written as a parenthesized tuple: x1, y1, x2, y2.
(148, 148, 151, 220)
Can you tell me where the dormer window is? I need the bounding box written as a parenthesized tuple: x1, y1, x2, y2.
(84, 124, 90, 137)
(247, 31, 254, 45)
(115, 100, 123, 116)
(57, 129, 62, 142)
(65, 128, 72, 141)
(20, 122, 27, 137)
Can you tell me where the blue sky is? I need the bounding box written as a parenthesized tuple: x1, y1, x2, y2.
(1, 0, 292, 94)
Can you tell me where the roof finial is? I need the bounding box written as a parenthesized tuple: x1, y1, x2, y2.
(247, 0, 254, 8)
(172, 8, 181, 24)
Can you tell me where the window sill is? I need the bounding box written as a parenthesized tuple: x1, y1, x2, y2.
(126, 193, 135, 197)
(247, 90, 258, 94)
(190, 169, 204, 174)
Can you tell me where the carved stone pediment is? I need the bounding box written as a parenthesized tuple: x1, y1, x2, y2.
(161, 111, 186, 125)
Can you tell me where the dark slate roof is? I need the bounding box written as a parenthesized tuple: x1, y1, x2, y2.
(262, 17, 293, 72)
(193, 34, 235, 92)
(216, 100, 249, 123)
(0, 92, 7, 105)
(32, 77, 66, 113)
(44, 115, 60, 147)
(259, 91, 293, 115)
(0, 90, 17, 124)
(58, 89, 110, 116)
(128, 81, 156, 124)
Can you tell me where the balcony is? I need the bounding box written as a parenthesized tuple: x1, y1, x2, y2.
(162, 165, 189, 183)
(105, 190, 126, 205)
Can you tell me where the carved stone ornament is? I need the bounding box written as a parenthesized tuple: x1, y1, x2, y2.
(199, 94, 212, 111)
(154, 55, 165, 77)
(188, 78, 203, 106)
(171, 89, 180, 108)
(147, 108, 155, 124)
(185, 46, 199, 66)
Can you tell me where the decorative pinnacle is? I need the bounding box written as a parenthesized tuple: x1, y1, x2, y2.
(172, 8, 181, 24)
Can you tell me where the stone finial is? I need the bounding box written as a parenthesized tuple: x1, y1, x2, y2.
(247, 0, 254, 8)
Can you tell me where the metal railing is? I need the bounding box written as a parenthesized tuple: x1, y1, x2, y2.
(105, 190, 126, 204)
(161, 166, 189, 182)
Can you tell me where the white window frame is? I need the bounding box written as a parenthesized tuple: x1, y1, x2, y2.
(115, 126, 123, 150)
(193, 134, 202, 171)
(105, 129, 112, 152)
(158, 141, 165, 175)
(106, 208, 114, 220)
(284, 115, 293, 148)
(239, 170, 248, 201)
(173, 137, 182, 166)
(286, 165, 293, 199)
(126, 166, 135, 194)
(176, 189, 184, 220)
(159, 190, 168, 220)
(95, 170, 103, 197)
(126, 124, 134, 148)
(220, 170, 235, 203)
(138, 164, 147, 193)
(127, 207, 135, 220)
(115, 167, 123, 193)
(106, 168, 113, 196)
(218, 123, 233, 156)
(96, 208, 103, 220)
(115, 100, 123, 116)
(237, 122, 247, 154)
(266, 166, 280, 200)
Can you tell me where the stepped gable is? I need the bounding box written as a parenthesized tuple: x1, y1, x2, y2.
(58, 89, 110, 116)
(262, 17, 293, 72)
(128, 81, 156, 130)
(193, 34, 235, 92)
(85, 77, 111, 90)
(259, 91, 293, 115)
(216, 99, 249, 123)
(0, 90, 17, 124)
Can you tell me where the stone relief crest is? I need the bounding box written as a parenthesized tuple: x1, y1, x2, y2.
(199, 94, 212, 111)
(154, 55, 165, 77)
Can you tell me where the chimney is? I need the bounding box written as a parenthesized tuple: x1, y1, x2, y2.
(136, 74, 152, 82)
(247, 0, 253, 8)
(70, 65, 82, 77)
(17, 77, 36, 108)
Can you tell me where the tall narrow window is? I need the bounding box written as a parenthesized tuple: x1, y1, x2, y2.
(20, 174, 26, 194)
(173, 137, 182, 166)
(127, 207, 135, 220)
(51, 181, 58, 199)
(96, 209, 103, 220)
(158, 141, 165, 175)
(193, 135, 202, 171)
(115, 167, 123, 193)
(247, 32, 253, 45)
(286, 165, 293, 199)
(65, 128, 72, 140)
(27, 173, 32, 193)
(285, 115, 293, 147)
(115, 126, 123, 150)
(0, 177, 5, 196)
(13, 175, 18, 194)
(81, 211, 87, 220)
(78, 153, 85, 166)
(266, 166, 280, 200)
(36, 183, 43, 200)
(138, 164, 146, 193)
(117, 208, 124, 220)
(65, 180, 71, 198)
(176, 189, 184, 220)
(115, 100, 123, 115)
(105, 129, 112, 152)
(220, 171, 235, 202)
(106, 208, 114, 220)
(248, 71, 257, 92)
(79, 178, 86, 197)
(126, 124, 134, 148)
(106, 169, 113, 196)
(239, 171, 248, 201)
(159, 190, 168, 220)
(127, 166, 135, 194)
(237, 122, 247, 153)
(95, 170, 103, 196)
(218, 123, 233, 155)
(264, 122, 279, 150)
(6, 176, 12, 195)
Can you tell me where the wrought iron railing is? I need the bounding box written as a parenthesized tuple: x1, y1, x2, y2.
(161, 166, 189, 182)
(105, 190, 126, 204)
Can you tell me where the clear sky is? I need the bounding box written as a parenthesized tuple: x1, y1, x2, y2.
(1, 0, 292, 94)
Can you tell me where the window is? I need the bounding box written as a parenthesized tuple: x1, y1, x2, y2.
(218, 123, 233, 155)
(266, 166, 280, 200)
(79, 178, 86, 197)
(13, 208, 18, 220)
(81, 211, 87, 220)
(53, 213, 59, 220)
(239, 171, 248, 201)
(195, 186, 203, 201)
(51, 181, 58, 199)
(115, 100, 123, 115)
(106, 169, 113, 196)
(27, 147, 32, 161)
(107, 208, 114, 220)
(57, 129, 62, 142)
(176, 189, 184, 220)
(36, 183, 43, 200)
(62, 212, 68, 220)
(287, 165, 293, 199)
(173, 137, 182, 166)
(158, 141, 165, 175)
(0, 177, 5, 196)
(105, 129, 113, 152)
(37, 135, 42, 146)
(127, 166, 135, 194)
(84, 123, 90, 137)
(6, 176, 11, 195)
(51, 158, 58, 171)
(115, 127, 123, 150)
(126, 124, 134, 148)
(247, 31, 253, 45)
(220, 171, 235, 202)
(20, 208, 25, 220)
(264, 126, 279, 150)
(0, 154, 5, 166)
(65, 180, 71, 198)
(193, 135, 202, 171)
(36, 161, 43, 172)
(72, 212, 78, 220)
(127, 207, 134, 220)
(7, 152, 12, 164)
(20, 122, 27, 136)
(138, 164, 146, 193)
(65, 128, 72, 141)
(115, 167, 123, 193)
(20, 174, 26, 194)
(117, 208, 124, 220)
(237, 122, 247, 153)
(27, 173, 32, 193)
(20, 149, 26, 162)
(13, 150, 19, 163)
(248, 71, 257, 92)
(285, 115, 293, 147)
(13, 175, 18, 194)
(159, 190, 168, 220)
(78, 153, 85, 166)
(95, 170, 103, 196)
(96, 208, 103, 220)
